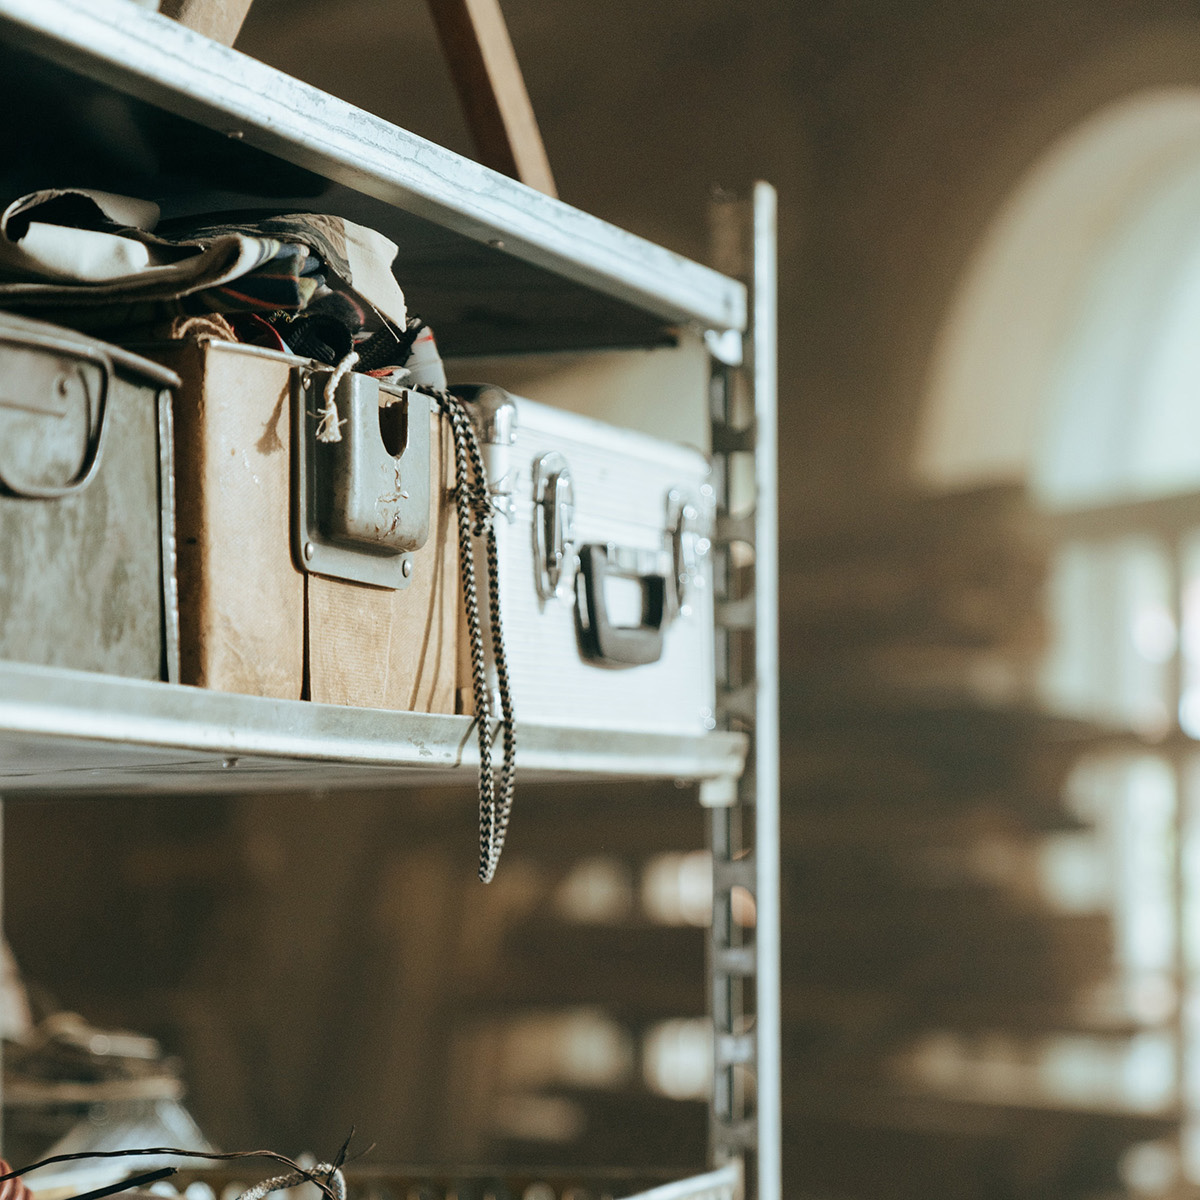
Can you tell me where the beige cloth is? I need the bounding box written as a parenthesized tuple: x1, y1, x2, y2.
(0, 188, 407, 330)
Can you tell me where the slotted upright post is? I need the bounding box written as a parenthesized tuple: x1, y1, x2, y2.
(707, 183, 780, 1200)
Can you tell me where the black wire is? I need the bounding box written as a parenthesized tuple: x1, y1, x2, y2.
(0, 1148, 344, 1200)
(67, 1166, 178, 1200)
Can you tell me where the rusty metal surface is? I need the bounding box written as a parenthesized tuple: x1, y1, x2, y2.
(0, 319, 176, 681)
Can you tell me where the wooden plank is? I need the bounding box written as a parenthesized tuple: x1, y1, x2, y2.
(425, 0, 558, 196)
(158, 0, 254, 46)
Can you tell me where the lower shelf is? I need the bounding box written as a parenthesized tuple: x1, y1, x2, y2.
(167, 1164, 741, 1200)
(0, 662, 747, 795)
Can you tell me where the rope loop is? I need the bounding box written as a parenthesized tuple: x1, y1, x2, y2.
(314, 350, 359, 443)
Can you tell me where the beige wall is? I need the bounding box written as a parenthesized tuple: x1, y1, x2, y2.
(238, 2, 1200, 526)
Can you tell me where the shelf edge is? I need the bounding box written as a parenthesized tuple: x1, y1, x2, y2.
(0, 0, 747, 334)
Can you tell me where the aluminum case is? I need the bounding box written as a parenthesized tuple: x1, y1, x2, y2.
(461, 386, 716, 736)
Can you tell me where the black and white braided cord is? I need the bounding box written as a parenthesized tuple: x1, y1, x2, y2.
(420, 387, 516, 883)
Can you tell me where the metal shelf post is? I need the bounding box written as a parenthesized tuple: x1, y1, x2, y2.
(707, 183, 781, 1200)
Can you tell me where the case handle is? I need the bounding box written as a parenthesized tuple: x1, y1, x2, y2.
(575, 542, 667, 667)
(0, 328, 111, 498)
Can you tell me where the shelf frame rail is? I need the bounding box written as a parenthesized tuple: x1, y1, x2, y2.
(705, 183, 780, 1200)
(0, 0, 745, 339)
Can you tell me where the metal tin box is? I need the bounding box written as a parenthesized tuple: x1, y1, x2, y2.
(0, 313, 179, 681)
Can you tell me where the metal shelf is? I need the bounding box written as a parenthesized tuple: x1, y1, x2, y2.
(172, 1163, 742, 1200)
(0, 662, 746, 796)
(0, 0, 745, 356)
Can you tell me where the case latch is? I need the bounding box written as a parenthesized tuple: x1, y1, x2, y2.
(665, 485, 713, 619)
(451, 383, 518, 521)
(532, 451, 576, 602)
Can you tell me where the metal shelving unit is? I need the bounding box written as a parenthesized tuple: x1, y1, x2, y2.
(0, 3, 780, 1196)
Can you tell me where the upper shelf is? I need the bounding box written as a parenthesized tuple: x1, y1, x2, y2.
(0, 662, 747, 796)
(0, 0, 746, 356)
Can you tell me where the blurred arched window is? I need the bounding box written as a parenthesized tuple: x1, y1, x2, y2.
(914, 87, 1200, 1187)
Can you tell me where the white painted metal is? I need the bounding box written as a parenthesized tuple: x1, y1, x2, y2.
(0, 0, 746, 336)
(704, 183, 780, 1200)
(623, 1162, 741, 1200)
(750, 182, 782, 1200)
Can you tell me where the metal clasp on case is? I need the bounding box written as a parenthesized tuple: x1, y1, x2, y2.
(666, 484, 713, 619)
(451, 383, 518, 521)
(532, 451, 576, 602)
(292, 368, 431, 590)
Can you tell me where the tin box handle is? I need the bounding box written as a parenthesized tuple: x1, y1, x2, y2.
(0, 329, 111, 499)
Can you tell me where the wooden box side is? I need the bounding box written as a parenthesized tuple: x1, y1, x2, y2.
(307, 412, 459, 714)
(165, 341, 305, 699)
